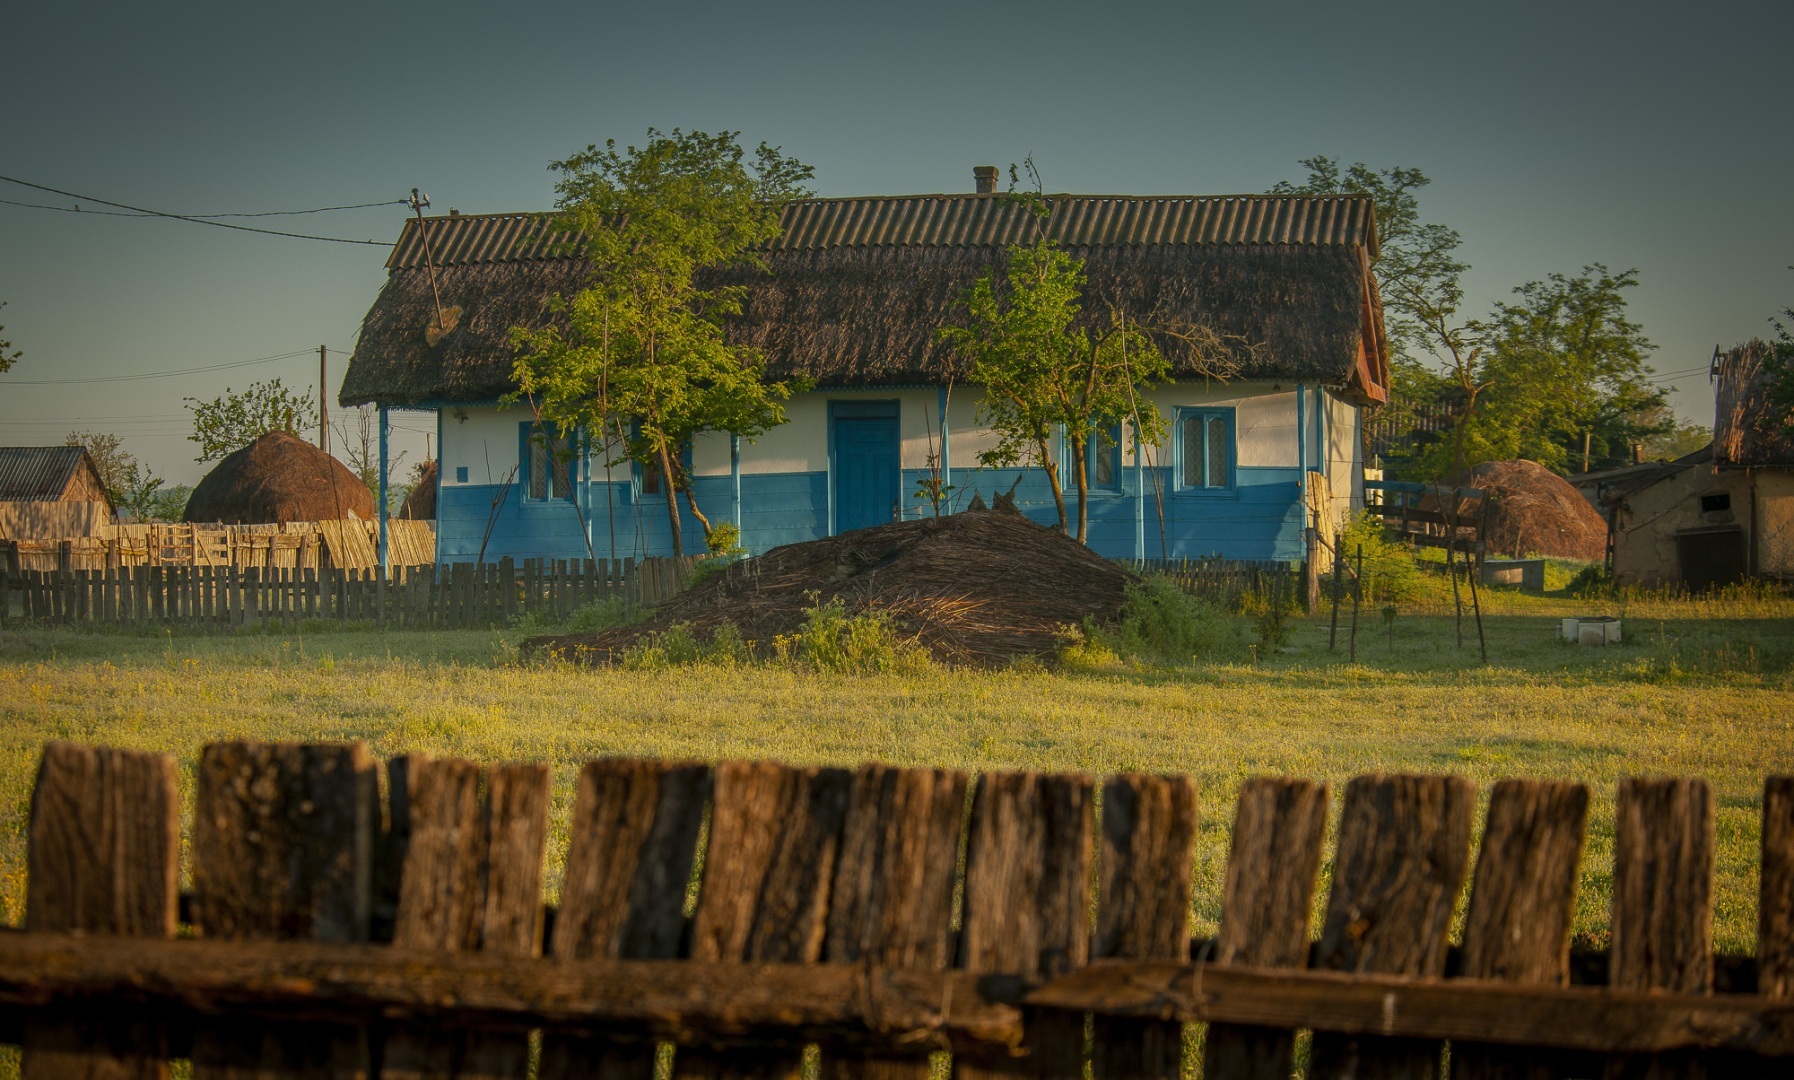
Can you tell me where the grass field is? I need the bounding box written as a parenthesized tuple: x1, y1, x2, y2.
(3, 575, 1791, 961)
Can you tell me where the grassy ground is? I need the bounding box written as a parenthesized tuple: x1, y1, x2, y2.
(3, 572, 1791, 961)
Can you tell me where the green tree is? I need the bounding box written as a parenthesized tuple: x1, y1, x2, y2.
(184, 377, 317, 462)
(510, 129, 813, 557)
(1425, 265, 1663, 475)
(1767, 292, 1794, 439)
(0, 302, 21, 373)
(1641, 414, 1712, 461)
(145, 483, 192, 522)
(64, 430, 137, 503)
(1271, 158, 1469, 369)
(941, 237, 1181, 543)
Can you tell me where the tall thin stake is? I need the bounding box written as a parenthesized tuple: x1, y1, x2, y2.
(1327, 536, 1343, 652)
(1350, 543, 1363, 663)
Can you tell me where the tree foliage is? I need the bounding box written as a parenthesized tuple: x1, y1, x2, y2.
(184, 377, 317, 463)
(1767, 290, 1794, 440)
(63, 430, 183, 521)
(941, 237, 1176, 543)
(0, 302, 21, 373)
(510, 129, 813, 557)
(1413, 265, 1663, 475)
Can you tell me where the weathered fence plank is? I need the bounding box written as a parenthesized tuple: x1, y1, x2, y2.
(538, 759, 712, 1080)
(384, 757, 551, 1080)
(189, 741, 378, 1080)
(1202, 777, 1330, 1080)
(1762, 777, 1794, 1002)
(1451, 779, 1590, 1080)
(677, 760, 854, 1080)
(1307, 774, 1475, 1080)
(1605, 778, 1716, 1080)
(1092, 774, 1197, 1080)
(21, 743, 180, 1080)
(957, 771, 1096, 1080)
(824, 764, 970, 1080)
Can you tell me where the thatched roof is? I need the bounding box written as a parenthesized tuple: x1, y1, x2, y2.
(399, 459, 436, 520)
(185, 431, 376, 525)
(342, 193, 1389, 409)
(1713, 339, 1794, 467)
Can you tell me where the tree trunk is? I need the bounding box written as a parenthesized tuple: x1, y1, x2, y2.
(1037, 437, 1067, 533)
(658, 440, 683, 558)
(682, 485, 713, 550)
(1070, 433, 1090, 544)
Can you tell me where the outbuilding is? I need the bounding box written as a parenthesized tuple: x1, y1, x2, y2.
(340, 175, 1390, 565)
(0, 445, 115, 540)
(1602, 340, 1793, 589)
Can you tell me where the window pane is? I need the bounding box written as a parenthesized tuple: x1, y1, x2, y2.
(1206, 416, 1228, 488)
(551, 433, 574, 500)
(1181, 415, 1202, 487)
(528, 435, 548, 499)
(1092, 436, 1115, 487)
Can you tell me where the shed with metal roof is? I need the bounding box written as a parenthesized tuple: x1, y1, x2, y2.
(0, 445, 115, 541)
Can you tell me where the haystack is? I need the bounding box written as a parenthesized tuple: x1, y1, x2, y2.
(399, 460, 437, 520)
(1463, 459, 1608, 561)
(529, 507, 1136, 667)
(184, 431, 375, 524)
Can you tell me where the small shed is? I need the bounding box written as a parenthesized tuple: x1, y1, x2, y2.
(184, 431, 376, 525)
(1604, 340, 1793, 588)
(0, 446, 116, 539)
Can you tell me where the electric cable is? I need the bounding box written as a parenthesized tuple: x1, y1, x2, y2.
(0, 349, 311, 386)
(0, 175, 393, 245)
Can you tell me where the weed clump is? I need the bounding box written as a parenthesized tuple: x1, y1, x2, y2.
(773, 597, 933, 675)
(1337, 512, 1426, 604)
(620, 620, 755, 670)
(1064, 575, 1242, 668)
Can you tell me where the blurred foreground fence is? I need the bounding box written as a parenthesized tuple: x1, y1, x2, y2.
(0, 555, 699, 629)
(6, 740, 1792, 1077)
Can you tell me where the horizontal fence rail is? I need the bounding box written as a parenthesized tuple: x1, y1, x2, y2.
(0, 556, 698, 629)
(6, 741, 1790, 1077)
(2, 519, 437, 573)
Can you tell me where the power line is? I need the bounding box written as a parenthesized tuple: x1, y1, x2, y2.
(1, 195, 406, 219)
(0, 349, 312, 386)
(0, 175, 395, 245)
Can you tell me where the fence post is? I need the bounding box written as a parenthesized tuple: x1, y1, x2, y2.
(538, 760, 711, 1077)
(20, 743, 180, 1076)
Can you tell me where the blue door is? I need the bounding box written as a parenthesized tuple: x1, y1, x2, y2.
(832, 402, 900, 534)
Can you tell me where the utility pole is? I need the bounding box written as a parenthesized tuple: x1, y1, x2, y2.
(318, 345, 329, 454)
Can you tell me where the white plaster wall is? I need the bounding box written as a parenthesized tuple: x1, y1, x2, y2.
(1325, 392, 1362, 525)
(439, 404, 532, 487)
(1760, 470, 1794, 577)
(1135, 381, 1296, 469)
(692, 430, 732, 477)
(734, 388, 944, 474)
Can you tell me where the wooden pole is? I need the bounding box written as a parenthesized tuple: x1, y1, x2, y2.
(1327, 534, 1343, 652)
(1350, 543, 1362, 664)
(319, 346, 329, 454)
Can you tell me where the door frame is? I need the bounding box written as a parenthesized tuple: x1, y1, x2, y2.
(827, 399, 901, 536)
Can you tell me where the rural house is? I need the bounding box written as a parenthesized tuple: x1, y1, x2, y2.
(1601, 340, 1794, 589)
(340, 177, 1389, 565)
(0, 445, 115, 542)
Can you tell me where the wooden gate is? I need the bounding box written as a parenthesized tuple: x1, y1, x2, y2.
(4, 741, 1791, 1077)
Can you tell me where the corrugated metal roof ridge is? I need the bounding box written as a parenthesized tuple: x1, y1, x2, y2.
(0, 445, 85, 501)
(386, 194, 1375, 266)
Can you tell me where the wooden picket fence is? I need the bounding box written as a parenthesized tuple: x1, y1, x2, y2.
(2, 520, 437, 573)
(0, 556, 699, 629)
(5, 741, 1791, 1077)
(1138, 557, 1299, 608)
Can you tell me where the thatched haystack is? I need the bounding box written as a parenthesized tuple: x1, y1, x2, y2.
(529, 507, 1136, 667)
(400, 459, 437, 520)
(185, 431, 375, 525)
(1462, 459, 1608, 561)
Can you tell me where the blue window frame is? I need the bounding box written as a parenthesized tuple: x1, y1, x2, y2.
(1176, 408, 1234, 491)
(1086, 424, 1122, 492)
(519, 422, 577, 503)
(636, 437, 694, 498)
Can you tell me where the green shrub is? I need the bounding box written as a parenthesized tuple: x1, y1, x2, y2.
(620, 620, 754, 670)
(1567, 563, 1615, 600)
(1336, 512, 1426, 604)
(706, 521, 743, 557)
(513, 593, 644, 636)
(774, 597, 932, 675)
(1099, 575, 1243, 666)
(1239, 581, 1299, 648)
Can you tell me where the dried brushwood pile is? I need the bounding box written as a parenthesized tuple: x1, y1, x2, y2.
(529, 506, 1136, 667)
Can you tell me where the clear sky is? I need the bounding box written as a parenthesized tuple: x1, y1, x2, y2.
(2, 0, 1789, 485)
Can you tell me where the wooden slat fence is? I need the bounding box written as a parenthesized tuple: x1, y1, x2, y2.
(1137, 558, 1300, 608)
(0, 556, 699, 629)
(2, 519, 437, 573)
(5, 741, 1792, 1077)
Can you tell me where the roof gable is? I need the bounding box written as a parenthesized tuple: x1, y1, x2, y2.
(0, 446, 109, 506)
